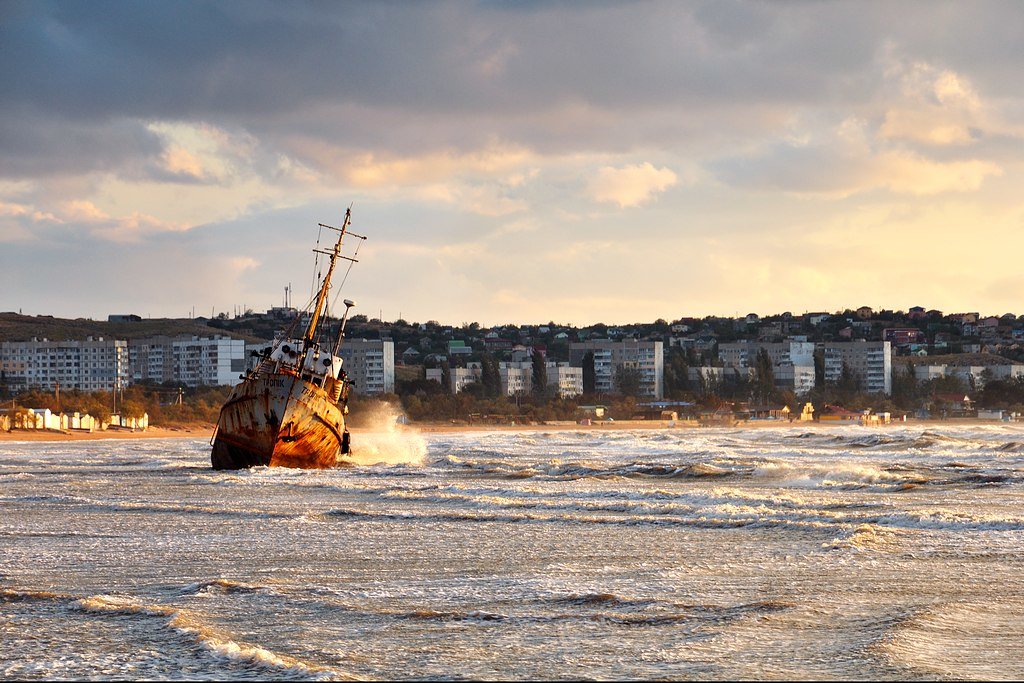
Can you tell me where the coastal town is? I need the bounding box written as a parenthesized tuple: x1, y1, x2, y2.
(2, 304, 1023, 432)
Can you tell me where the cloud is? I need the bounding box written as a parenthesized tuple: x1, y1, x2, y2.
(879, 61, 985, 146)
(3, 2, 1024, 322)
(589, 163, 677, 207)
(878, 152, 1002, 195)
(715, 104, 1003, 198)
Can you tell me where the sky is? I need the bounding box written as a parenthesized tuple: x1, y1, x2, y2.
(3, 1, 1024, 326)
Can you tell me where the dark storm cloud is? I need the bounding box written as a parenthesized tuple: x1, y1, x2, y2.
(0, 111, 162, 178)
(5, 0, 1023, 181)
(0, 0, 904, 173)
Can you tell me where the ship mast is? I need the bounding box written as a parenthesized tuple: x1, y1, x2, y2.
(304, 209, 364, 346)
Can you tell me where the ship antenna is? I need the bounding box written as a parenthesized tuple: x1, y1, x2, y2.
(304, 209, 366, 346)
(333, 299, 357, 357)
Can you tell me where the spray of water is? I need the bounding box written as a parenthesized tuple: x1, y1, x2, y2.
(347, 401, 427, 466)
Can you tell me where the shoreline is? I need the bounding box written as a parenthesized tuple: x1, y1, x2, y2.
(2, 418, 1019, 442)
(0, 425, 215, 442)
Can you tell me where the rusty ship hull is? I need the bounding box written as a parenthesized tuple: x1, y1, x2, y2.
(211, 208, 364, 471)
(211, 371, 349, 470)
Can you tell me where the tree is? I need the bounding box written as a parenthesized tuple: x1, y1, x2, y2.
(664, 346, 689, 399)
(891, 364, 920, 410)
(582, 351, 596, 394)
(752, 348, 775, 404)
(615, 364, 642, 397)
(441, 361, 452, 395)
(531, 350, 548, 400)
(837, 362, 861, 396)
(480, 354, 502, 398)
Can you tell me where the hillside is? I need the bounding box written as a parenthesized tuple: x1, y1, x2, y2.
(0, 313, 264, 343)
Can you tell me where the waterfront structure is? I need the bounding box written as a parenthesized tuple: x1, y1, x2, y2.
(130, 335, 246, 387)
(569, 340, 664, 398)
(338, 339, 395, 395)
(822, 340, 892, 395)
(718, 340, 816, 394)
(0, 337, 129, 392)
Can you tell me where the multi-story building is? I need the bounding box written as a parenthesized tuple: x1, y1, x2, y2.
(426, 360, 583, 398)
(547, 363, 584, 398)
(911, 362, 1024, 388)
(338, 339, 395, 395)
(569, 340, 664, 398)
(718, 340, 816, 394)
(499, 361, 583, 398)
(822, 341, 892, 395)
(130, 335, 246, 387)
(425, 364, 480, 394)
(0, 337, 129, 391)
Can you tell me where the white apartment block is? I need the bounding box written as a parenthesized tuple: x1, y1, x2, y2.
(911, 363, 1024, 388)
(823, 341, 892, 395)
(426, 361, 583, 398)
(425, 364, 480, 394)
(569, 340, 664, 398)
(0, 337, 129, 391)
(547, 363, 584, 398)
(499, 361, 583, 398)
(338, 339, 395, 395)
(718, 340, 816, 394)
(130, 335, 246, 387)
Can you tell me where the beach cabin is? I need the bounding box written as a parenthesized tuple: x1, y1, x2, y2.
(27, 408, 61, 430)
(817, 405, 863, 424)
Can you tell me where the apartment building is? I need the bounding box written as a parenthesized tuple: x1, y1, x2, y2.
(338, 339, 395, 395)
(130, 335, 246, 387)
(425, 364, 480, 394)
(911, 362, 1024, 388)
(427, 360, 583, 398)
(822, 340, 892, 395)
(0, 337, 129, 391)
(569, 340, 664, 398)
(718, 340, 816, 394)
(499, 361, 583, 398)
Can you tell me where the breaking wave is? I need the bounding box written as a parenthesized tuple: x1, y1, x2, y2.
(73, 594, 344, 679)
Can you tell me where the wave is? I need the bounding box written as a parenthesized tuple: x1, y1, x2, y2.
(394, 597, 790, 628)
(823, 523, 904, 552)
(0, 493, 292, 519)
(439, 454, 740, 481)
(878, 601, 1024, 678)
(323, 484, 1024, 534)
(549, 592, 659, 609)
(73, 594, 345, 679)
(181, 578, 268, 596)
(0, 587, 70, 602)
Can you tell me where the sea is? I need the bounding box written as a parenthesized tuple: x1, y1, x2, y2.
(2, 424, 1024, 680)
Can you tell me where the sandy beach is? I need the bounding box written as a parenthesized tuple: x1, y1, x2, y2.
(0, 425, 216, 442)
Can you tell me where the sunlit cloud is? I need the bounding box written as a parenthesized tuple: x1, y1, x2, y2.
(879, 61, 985, 146)
(589, 162, 677, 208)
(878, 152, 1002, 195)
